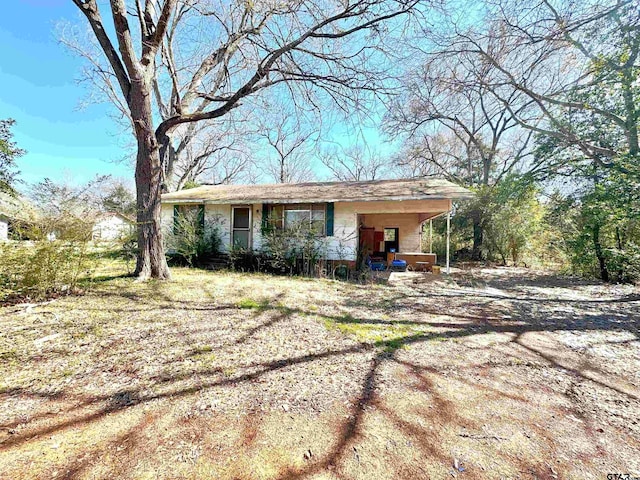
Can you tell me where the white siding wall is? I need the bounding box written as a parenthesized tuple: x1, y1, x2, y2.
(92, 216, 133, 241)
(161, 198, 450, 261)
(160, 204, 174, 234)
(251, 204, 263, 251)
(324, 202, 358, 261)
(207, 204, 232, 251)
(161, 203, 233, 252)
(0, 219, 8, 242)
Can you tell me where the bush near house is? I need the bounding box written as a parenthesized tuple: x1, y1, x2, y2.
(257, 220, 326, 276)
(165, 210, 223, 267)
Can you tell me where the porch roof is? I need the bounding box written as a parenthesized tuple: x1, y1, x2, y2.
(161, 178, 474, 205)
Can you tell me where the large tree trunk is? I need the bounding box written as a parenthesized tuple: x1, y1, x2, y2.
(131, 84, 171, 280)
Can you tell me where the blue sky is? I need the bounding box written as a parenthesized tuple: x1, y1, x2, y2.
(0, 0, 132, 188)
(1, 1, 397, 189)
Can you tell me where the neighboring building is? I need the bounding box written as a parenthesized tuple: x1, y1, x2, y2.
(161, 178, 474, 271)
(0, 192, 36, 241)
(0, 214, 8, 242)
(92, 212, 135, 242)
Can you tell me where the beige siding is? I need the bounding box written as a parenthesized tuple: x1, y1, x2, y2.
(360, 213, 423, 253)
(324, 199, 450, 261)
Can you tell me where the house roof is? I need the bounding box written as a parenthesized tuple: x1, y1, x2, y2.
(161, 178, 475, 205)
(95, 212, 135, 224)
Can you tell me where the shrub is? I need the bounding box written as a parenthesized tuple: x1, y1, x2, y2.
(165, 210, 223, 267)
(0, 222, 96, 303)
(548, 173, 640, 283)
(259, 220, 326, 276)
(228, 244, 261, 272)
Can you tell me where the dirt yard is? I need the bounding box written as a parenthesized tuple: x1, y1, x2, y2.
(0, 266, 638, 479)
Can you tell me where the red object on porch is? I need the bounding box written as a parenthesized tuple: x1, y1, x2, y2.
(359, 227, 375, 253)
(373, 231, 384, 247)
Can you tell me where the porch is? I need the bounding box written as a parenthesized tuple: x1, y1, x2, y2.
(357, 207, 452, 273)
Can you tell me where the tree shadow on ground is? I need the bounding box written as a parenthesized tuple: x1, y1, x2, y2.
(1, 271, 639, 479)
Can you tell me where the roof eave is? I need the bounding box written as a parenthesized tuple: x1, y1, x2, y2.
(161, 193, 475, 205)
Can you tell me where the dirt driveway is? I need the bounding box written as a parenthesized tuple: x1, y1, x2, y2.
(1, 267, 638, 479)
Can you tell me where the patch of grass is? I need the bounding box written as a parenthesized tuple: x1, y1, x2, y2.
(89, 323, 104, 337)
(193, 345, 214, 355)
(0, 383, 14, 394)
(322, 313, 418, 349)
(222, 367, 236, 377)
(236, 298, 263, 309)
(0, 349, 19, 362)
(374, 336, 411, 353)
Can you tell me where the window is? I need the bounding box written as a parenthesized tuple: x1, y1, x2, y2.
(173, 204, 204, 235)
(384, 228, 396, 241)
(232, 206, 251, 249)
(284, 208, 310, 230)
(268, 203, 325, 236)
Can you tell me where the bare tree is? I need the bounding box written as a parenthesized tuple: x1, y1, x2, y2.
(388, 47, 536, 186)
(320, 144, 388, 181)
(60, 11, 257, 192)
(259, 108, 316, 183)
(437, 0, 639, 174)
(70, 0, 422, 279)
(169, 121, 254, 190)
(387, 40, 536, 258)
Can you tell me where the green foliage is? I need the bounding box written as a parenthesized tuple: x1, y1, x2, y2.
(428, 176, 558, 267)
(548, 168, 640, 283)
(0, 225, 96, 303)
(478, 178, 550, 266)
(101, 181, 136, 216)
(0, 119, 24, 195)
(165, 210, 223, 267)
(259, 220, 326, 276)
(181, 180, 202, 190)
(236, 298, 262, 309)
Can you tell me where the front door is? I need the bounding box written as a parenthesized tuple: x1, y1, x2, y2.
(232, 206, 251, 249)
(384, 227, 399, 253)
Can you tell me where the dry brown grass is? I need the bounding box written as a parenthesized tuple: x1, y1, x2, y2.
(0, 263, 639, 479)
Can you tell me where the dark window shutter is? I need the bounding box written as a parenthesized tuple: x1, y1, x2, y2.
(261, 203, 270, 232)
(197, 204, 205, 234)
(173, 205, 180, 234)
(325, 202, 334, 237)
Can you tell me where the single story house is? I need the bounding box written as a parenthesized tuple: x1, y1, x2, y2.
(92, 212, 135, 241)
(161, 178, 474, 272)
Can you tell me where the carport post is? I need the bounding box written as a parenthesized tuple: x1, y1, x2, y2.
(446, 211, 451, 274)
(429, 219, 433, 254)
